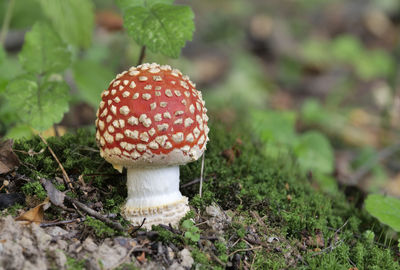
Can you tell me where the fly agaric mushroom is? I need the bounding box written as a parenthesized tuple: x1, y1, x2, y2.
(95, 63, 209, 229)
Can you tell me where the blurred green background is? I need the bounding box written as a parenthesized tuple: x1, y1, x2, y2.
(1, 0, 400, 199)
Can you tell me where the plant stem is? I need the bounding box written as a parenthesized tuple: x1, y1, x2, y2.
(0, 0, 16, 45)
(137, 46, 146, 65)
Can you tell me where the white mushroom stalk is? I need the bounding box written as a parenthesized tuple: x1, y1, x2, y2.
(122, 166, 189, 228)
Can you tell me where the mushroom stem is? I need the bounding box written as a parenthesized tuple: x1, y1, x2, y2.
(122, 166, 189, 229)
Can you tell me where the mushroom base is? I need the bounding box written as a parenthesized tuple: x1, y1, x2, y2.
(122, 197, 189, 229)
(122, 166, 189, 229)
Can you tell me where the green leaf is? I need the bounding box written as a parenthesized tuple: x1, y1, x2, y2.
(181, 219, 195, 230)
(294, 131, 334, 174)
(331, 35, 363, 63)
(251, 110, 297, 145)
(184, 231, 200, 242)
(5, 124, 33, 139)
(19, 22, 71, 74)
(5, 75, 70, 131)
(116, 0, 174, 11)
(37, 0, 94, 48)
(365, 194, 400, 232)
(72, 60, 115, 108)
(123, 3, 194, 58)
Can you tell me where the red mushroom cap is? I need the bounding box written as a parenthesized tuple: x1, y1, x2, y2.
(95, 63, 209, 168)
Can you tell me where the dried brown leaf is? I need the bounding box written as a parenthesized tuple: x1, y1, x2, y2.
(15, 198, 50, 224)
(0, 140, 20, 174)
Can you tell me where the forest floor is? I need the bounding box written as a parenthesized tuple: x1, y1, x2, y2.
(0, 122, 399, 270)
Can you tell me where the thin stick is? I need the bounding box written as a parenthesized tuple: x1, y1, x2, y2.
(64, 195, 125, 232)
(0, 0, 15, 45)
(40, 213, 117, 227)
(199, 153, 205, 197)
(228, 246, 262, 257)
(137, 46, 146, 65)
(38, 134, 74, 191)
(40, 217, 86, 227)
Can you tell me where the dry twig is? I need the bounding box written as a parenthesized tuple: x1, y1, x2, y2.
(38, 134, 74, 191)
(64, 195, 125, 232)
(228, 246, 262, 257)
(199, 153, 205, 197)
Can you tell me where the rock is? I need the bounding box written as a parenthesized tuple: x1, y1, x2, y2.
(179, 249, 193, 269)
(169, 262, 185, 270)
(82, 237, 98, 253)
(205, 203, 231, 234)
(0, 215, 66, 270)
(167, 247, 175, 260)
(45, 226, 69, 237)
(47, 249, 67, 270)
(93, 240, 128, 269)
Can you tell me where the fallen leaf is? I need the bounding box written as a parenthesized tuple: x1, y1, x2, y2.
(136, 252, 147, 264)
(16, 197, 50, 224)
(41, 179, 65, 207)
(0, 140, 20, 174)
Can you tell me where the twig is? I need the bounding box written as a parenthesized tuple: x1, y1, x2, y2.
(349, 142, 400, 185)
(199, 153, 205, 197)
(0, 0, 15, 45)
(129, 218, 146, 235)
(250, 211, 267, 230)
(64, 195, 125, 232)
(181, 178, 200, 188)
(40, 213, 118, 228)
(159, 223, 181, 234)
(311, 240, 343, 256)
(53, 125, 60, 137)
(137, 46, 146, 65)
(40, 217, 86, 227)
(244, 237, 269, 248)
(250, 251, 257, 270)
(38, 134, 75, 192)
(228, 246, 262, 257)
(210, 252, 226, 266)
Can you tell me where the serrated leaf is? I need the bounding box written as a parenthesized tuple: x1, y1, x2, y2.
(124, 3, 194, 58)
(184, 231, 200, 242)
(365, 194, 400, 232)
(72, 60, 114, 108)
(19, 22, 71, 74)
(5, 75, 70, 131)
(37, 0, 94, 48)
(294, 131, 334, 174)
(116, 0, 174, 11)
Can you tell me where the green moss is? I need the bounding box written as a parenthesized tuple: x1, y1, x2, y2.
(152, 225, 183, 246)
(84, 216, 116, 238)
(66, 256, 85, 270)
(180, 122, 400, 269)
(214, 241, 228, 263)
(191, 247, 211, 268)
(21, 181, 47, 200)
(1, 203, 24, 216)
(14, 129, 115, 182)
